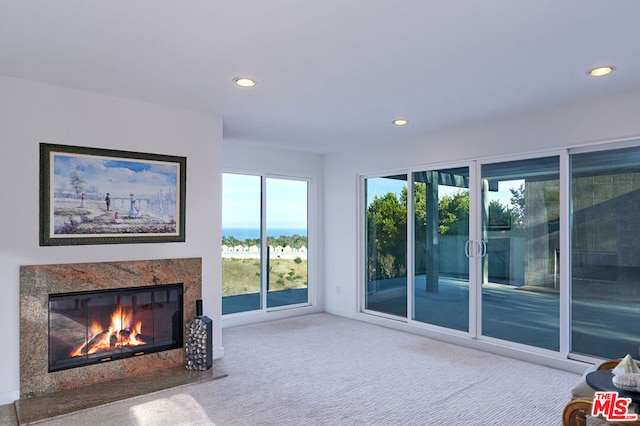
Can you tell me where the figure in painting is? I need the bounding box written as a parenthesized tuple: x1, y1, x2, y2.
(129, 193, 140, 218)
(105, 192, 111, 211)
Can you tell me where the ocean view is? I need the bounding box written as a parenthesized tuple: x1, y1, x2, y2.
(222, 227, 307, 239)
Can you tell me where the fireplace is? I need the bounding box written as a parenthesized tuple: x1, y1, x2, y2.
(20, 258, 201, 398)
(48, 284, 184, 372)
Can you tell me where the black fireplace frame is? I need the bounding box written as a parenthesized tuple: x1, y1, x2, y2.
(48, 283, 184, 372)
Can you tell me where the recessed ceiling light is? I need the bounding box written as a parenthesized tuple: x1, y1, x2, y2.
(392, 119, 409, 126)
(587, 66, 616, 77)
(233, 77, 256, 87)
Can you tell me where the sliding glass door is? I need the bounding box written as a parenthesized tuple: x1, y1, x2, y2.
(266, 177, 308, 308)
(363, 143, 640, 359)
(364, 175, 408, 318)
(479, 156, 560, 351)
(222, 173, 262, 314)
(412, 167, 470, 332)
(363, 159, 561, 349)
(222, 173, 309, 315)
(570, 145, 640, 358)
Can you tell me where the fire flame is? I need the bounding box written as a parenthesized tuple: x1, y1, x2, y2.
(69, 305, 148, 357)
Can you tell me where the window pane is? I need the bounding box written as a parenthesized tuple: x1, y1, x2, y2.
(365, 175, 408, 318)
(413, 168, 470, 331)
(481, 156, 560, 350)
(222, 173, 262, 314)
(266, 178, 308, 308)
(571, 146, 640, 358)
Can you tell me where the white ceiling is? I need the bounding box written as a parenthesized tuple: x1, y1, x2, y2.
(2, 1, 640, 154)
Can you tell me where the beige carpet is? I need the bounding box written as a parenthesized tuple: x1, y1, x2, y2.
(2, 313, 583, 425)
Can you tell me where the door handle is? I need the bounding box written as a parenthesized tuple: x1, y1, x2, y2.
(479, 240, 487, 257)
(466, 240, 487, 258)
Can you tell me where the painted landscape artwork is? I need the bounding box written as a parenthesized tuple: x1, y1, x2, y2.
(40, 144, 186, 245)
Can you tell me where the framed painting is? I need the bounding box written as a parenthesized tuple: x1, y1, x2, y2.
(40, 143, 186, 246)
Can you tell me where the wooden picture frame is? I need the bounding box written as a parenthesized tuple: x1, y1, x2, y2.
(40, 143, 186, 246)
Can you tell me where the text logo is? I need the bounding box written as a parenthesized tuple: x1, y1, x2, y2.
(592, 391, 638, 422)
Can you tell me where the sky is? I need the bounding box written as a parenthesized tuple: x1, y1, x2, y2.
(222, 173, 308, 229)
(53, 153, 178, 199)
(225, 173, 519, 230)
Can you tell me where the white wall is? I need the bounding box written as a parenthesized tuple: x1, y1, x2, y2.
(323, 88, 640, 370)
(221, 141, 324, 327)
(0, 75, 223, 404)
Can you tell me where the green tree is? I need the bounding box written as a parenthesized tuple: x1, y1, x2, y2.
(367, 192, 407, 281)
(487, 200, 511, 230)
(438, 190, 470, 235)
(267, 234, 307, 249)
(222, 235, 242, 247)
(413, 183, 427, 243)
(367, 186, 473, 281)
(365, 183, 526, 283)
(222, 234, 308, 249)
(377, 253, 396, 279)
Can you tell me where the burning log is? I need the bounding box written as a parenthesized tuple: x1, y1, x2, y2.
(70, 330, 109, 356)
(69, 309, 149, 357)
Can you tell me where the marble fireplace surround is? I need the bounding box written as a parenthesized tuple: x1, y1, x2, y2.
(19, 257, 202, 399)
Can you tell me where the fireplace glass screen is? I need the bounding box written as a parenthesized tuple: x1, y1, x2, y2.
(48, 284, 183, 372)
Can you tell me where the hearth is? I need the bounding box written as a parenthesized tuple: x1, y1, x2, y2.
(48, 284, 183, 372)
